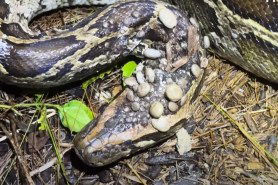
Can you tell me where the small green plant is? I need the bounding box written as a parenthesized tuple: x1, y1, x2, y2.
(121, 61, 137, 78)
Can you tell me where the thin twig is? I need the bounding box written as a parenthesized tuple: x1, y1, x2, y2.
(0, 121, 35, 185)
(127, 163, 147, 185)
(30, 147, 72, 176)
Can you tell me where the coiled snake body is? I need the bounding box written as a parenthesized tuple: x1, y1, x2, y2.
(0, 0, 277, 166)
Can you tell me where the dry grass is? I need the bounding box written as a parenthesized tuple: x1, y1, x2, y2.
(0, 6, 277, 185)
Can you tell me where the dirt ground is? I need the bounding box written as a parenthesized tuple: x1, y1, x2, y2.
(0, 6, 277, 185)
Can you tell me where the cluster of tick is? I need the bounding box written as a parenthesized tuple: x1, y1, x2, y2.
(118, 7, 208, 132)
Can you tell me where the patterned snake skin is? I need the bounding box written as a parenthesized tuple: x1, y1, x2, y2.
(0, 0, 277, 166)
(172, 0, 278, 83)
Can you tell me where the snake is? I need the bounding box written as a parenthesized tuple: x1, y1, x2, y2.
(0, 0, 277, 166)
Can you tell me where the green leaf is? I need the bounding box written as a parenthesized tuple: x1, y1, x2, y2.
(82, 70, 111, 90)
(121, 61, 137, 78)
(58, 100, 94, 132)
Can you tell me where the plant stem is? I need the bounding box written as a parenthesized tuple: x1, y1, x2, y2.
(0, 103, 61, 110)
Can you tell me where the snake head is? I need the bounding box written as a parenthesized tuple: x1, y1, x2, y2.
(73, 91, 189, 166)
(73, 61, 204, 166)
(73, 90, 168, 166)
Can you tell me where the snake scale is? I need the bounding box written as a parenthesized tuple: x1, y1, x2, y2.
(0, 0, 277, 166)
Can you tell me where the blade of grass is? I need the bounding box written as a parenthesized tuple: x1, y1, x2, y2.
(39, 106, 70, 184)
